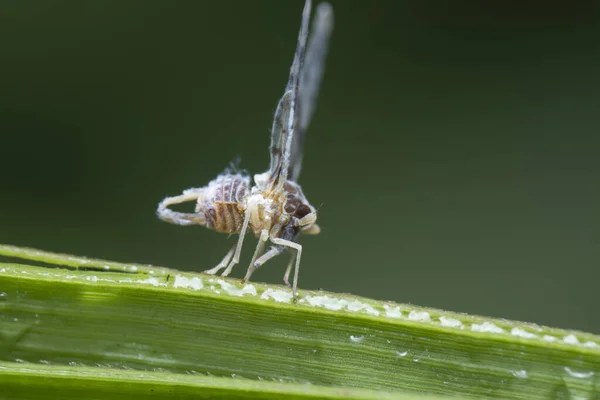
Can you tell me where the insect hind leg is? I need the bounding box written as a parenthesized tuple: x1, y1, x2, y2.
(156, 189, 206, 226)
(204, 244, 236, 275)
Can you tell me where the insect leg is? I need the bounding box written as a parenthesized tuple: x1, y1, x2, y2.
(220, 208, 251, 277)
(249, 229, 270, 268)
(156, 189, 206, 226)
(297, 212, 317, 226)
(204, 244, 236, 275)
(283, 252, 295, 287)
(241, 229, 269, 284)
(270, 237, 302, 301)
(250, 246, 285, 273)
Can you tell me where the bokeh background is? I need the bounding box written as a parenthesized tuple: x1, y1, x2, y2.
(1, 1, 598, 334)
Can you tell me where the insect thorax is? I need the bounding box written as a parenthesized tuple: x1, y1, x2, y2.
(249, 173, 318, 236)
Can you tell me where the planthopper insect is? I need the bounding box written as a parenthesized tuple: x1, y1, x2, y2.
(156, 0, 333, 300)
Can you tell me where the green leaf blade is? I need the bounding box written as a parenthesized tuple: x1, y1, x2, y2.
(1, 244, 599, 399)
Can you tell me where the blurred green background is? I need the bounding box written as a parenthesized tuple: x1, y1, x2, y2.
(1, 1, 598, 334)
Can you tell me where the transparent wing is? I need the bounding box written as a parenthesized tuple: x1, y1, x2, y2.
(289, 2, 333, 182)
(267, 91, 293, 185)
(267, 0, 312, 189)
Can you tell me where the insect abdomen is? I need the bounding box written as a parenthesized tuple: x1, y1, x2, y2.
(202, 174, 250, 233)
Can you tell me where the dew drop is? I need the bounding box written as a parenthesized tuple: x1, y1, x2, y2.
(350, 335, 365, 343)
(396, 351, 408, 359)
(511, 370, 528, 379)
(564, 367, 594, 379)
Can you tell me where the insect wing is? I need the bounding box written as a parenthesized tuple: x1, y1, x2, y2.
(267, 91, 293, 183)
(267, 0, 311, 189)
(289, 3, 333, 182)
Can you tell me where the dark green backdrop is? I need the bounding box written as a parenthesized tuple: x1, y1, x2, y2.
(1, 1, 598, 333)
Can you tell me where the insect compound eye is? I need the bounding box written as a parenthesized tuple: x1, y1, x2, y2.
(294, 204, 311, 220)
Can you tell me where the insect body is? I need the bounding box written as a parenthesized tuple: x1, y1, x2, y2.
(157, 0, 333, 300)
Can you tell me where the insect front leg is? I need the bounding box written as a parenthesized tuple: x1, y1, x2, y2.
(220, 208, 251, 277)
(297, 212, 317, 227)
(270, 237, 302, 301)
(204, 244, 236, 275)
(241, 229, 269, 284)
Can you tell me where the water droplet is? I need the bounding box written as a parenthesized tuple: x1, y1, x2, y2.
(472, 321, 504, 333)
(543, 335, 557, 342)
(511, 370, 528, 379)
(349, 335, 365, 343)
(439, 316, 463, 329)
(396, 351, 408, 359)
(563, 334, 580, 345)
(564, 367, 594, 379)
(408, 311, 431, 322)
(511, 327, 537, 339)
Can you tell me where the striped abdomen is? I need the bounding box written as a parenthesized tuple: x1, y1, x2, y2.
(200, 173, 250, 234)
